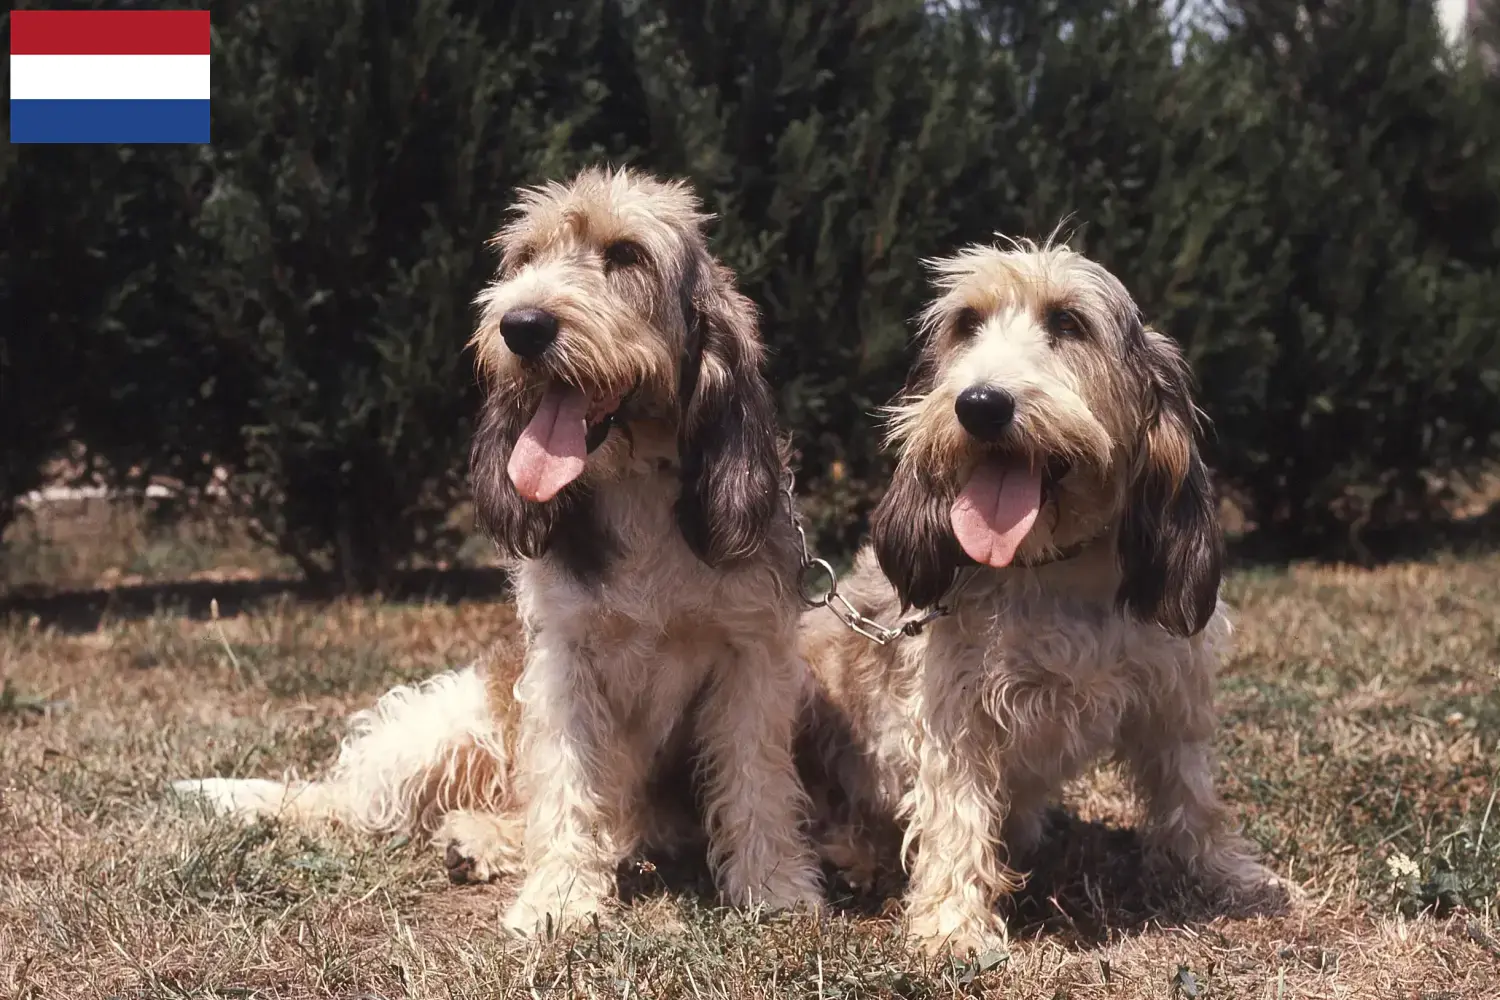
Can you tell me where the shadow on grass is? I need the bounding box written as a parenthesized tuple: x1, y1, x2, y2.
(0, 566, 515, 634)
(614, 805, 1289, 949)
(1002, 809, 1289, 946)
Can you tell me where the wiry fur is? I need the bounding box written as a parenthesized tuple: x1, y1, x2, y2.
(798, 240, 1284, 955)
(175, 168, 823, 936)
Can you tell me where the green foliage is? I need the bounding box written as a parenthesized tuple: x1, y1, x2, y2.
(633, 0, 1007, 552)
(4, 0, 1498, 581)
(1, 1, 208, 531)
(174, 0, 645, 589)
(1191, 0, 1500, 550)
(0, 138, 106, 530)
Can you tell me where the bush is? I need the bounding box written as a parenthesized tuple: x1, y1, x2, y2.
(7, 0, 1498, 578)
(3, 0, 220, 535)
(175, 0, 648, 590)
(628, 0, 1009, 555)
(1185, 0, 1500, 552)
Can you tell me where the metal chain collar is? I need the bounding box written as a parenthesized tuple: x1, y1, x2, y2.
(781, 470, 968, 646)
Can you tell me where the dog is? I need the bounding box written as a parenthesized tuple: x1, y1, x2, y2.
(175, 167, 824, 936)
(797, 239, 1281, 954)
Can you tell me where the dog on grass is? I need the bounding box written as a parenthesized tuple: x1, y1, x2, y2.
(176, 167, 824, 935)
(797, 240, 1282, 954)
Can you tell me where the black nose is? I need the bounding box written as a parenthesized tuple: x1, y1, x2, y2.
(499, 308, 559, 360)
(954, 386, 1016, 441)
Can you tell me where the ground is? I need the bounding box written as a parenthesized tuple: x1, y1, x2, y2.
(1, 503, 1497, 998)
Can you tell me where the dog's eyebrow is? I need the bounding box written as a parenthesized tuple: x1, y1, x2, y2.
(561, 206, 592, 239)
(503, 243, 536, 273)
(1037, 299, 1094, 343)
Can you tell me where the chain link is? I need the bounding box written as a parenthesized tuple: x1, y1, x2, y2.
(782, 470, 965, 646)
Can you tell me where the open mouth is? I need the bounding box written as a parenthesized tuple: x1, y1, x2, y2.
(950, 451, 1072, 568)
(584, 396, 622, 453)
(506, 381, 626, 503)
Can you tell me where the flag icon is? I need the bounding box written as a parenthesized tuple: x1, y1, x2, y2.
(9, 10, 210, 144)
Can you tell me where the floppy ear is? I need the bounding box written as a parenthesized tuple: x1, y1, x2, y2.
(1116, 328, 1223, 637)
(470, 390, 613, 582)
(871, 352, 965, 610)
(871, 457, 966, 611)
(674, 256, 782, 566)
(471, 391, 558, 559)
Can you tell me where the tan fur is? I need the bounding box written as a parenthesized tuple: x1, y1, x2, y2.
(175, 168, 823, 937)
(470, 171, 703, 420)
(799, 240, 1284, 956)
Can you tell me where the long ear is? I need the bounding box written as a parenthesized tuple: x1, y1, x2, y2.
(871, 457, 966, 611)
(470, 391, 560, 560)
(674, 256, 782, 566)
(871, 350, 965, 610)
(471, 391, 614, 582)
(1116, 328, 1223, 637)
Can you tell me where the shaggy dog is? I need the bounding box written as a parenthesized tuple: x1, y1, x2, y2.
(176, 168, 824, 935)
(797, 240, 1282, 954)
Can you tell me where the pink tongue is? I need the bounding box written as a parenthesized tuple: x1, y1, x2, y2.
(507, 384, 590, 503)
(950, 459, 1043, 568)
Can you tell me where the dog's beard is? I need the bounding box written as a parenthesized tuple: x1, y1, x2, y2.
(506, 381, 625, 502)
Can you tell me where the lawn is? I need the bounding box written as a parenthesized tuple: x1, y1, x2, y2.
(1, 508, 1497, 998)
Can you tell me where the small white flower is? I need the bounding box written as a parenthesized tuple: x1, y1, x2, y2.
(1386, 852, 1421, 881)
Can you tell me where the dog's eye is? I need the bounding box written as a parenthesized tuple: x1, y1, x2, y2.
(603, 240, 645, 272)
(1047, 308, 1085, 340)
(952, 307, 983, 340)
(507, 246, 535, 274)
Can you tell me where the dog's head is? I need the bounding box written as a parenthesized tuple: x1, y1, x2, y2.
(871, 240, 1221, 636)
(469, 167, 781, 568)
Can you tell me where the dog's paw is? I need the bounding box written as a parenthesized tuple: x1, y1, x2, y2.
(905, 900, 1009, 958)
(444, 841, 499, 885)
(1217, 858, 1301, 910)
(741, 882, 827, 917)
(436, 810, 522, 886)
(723, 859, 827, 916)
(503, 875, 612, 938)
(1170, 845, 1299, 915)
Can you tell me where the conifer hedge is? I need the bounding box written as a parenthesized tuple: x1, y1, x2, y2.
(4, 0, 1497, 583)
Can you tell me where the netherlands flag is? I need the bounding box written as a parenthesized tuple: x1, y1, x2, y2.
(9, 10, 210, 144)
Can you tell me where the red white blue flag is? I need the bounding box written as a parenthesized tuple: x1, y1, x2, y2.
(9, 10, 210, 144)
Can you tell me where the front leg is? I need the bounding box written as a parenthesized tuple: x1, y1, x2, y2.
(1120, 726, 1283, 903)
(1119, 641, 1286, 909)
(504, 640, 635, 937)
(901, 731, 1016, 956)
(901, 640, 1016, 956)
(696, 635, 824, 913)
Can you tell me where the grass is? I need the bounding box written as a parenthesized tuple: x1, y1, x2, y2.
(2, 527, 1498, 998)
(0, 497, 501, 597)
(1, 498, 295, 595)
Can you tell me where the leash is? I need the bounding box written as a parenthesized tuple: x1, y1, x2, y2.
(780, 466, 1105, 646)
(781, 469, 971, 646)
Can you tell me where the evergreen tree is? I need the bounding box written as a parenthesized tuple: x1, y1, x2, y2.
(630, 0, 1007, 553)
(8, 0, 1497, 573)
(1200, 0, 1500, 552)
(1, 0, 207, 532)
(0, 141, 113, 531)
(183, 0, 645, 590)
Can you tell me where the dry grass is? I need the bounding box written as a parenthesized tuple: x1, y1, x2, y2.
(1, 498, 294, 596)
(2, 546, 1498, 998)
(1, 497, 501, 597)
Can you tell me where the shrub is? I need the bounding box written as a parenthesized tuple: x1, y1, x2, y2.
(9, 0, 1498, 578)
(178, 0, 647, 590)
